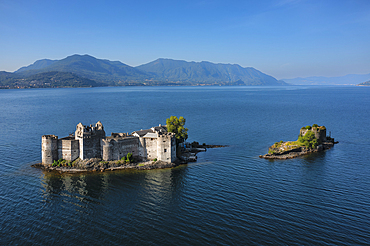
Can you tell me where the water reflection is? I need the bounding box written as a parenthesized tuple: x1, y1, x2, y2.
(40, 166, 189, 211)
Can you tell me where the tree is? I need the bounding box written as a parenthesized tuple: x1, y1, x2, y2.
(166, 116, 188, 145)
(298, 130, 319, 149)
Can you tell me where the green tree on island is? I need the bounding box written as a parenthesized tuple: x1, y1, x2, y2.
(166, 116, 188, 146)
(298, 129, 319, 149)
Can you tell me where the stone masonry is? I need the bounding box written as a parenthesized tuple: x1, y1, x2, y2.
(42, 122, 177, 164)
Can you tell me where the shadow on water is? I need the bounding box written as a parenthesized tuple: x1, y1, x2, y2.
(300, 150, 327, 163)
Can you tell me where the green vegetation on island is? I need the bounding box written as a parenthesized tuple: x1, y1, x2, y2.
(262, 124, 336, 159)
(166, 116, 189, 146)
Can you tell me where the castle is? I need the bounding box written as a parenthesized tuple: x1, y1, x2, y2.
(299, 125, 327, 142)
(42, 121, 177, 164)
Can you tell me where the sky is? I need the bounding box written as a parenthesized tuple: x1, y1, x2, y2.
(0, 0, 369, 79)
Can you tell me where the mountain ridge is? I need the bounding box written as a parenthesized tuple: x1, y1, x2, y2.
(137, 58, 285, 85)
(0, 71, 103, 89)
(2, 54, 287, 87)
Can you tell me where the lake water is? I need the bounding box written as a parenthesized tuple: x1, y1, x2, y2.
(1, 86, 369, 245)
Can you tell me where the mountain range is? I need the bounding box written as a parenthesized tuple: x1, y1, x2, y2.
(282, 73, 370, 85)
(0, 54, 287, 88)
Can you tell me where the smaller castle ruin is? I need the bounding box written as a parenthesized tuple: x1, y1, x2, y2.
(299, 125, 327, 142)
(42, 121, 177, 164)
(260, 124, 336, 160)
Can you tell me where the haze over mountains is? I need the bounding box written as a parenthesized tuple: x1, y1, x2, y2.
(0, 54, 287, 88)
(282, 74, 370, 86)
(1, 54, 368, 89)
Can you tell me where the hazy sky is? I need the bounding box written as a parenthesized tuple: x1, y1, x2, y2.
(1, 0, 369, 79)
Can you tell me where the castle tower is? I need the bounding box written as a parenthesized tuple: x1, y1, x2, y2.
(312, 126, 327, 142)
(156, 132, 177, 163)
(42, 135, 58, 164)
(75, 121, 106, 159)
(101, 138, 113, 161)
(300, 126, 327, 143)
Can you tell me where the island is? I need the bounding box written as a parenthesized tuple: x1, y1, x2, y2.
(260, 124, 338, 159)
(32, 116, 225, 172)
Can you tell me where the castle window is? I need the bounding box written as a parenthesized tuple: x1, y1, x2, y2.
(164, 149, 167, 152)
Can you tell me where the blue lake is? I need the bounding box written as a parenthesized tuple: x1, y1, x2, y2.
(1, 86, 370, 245)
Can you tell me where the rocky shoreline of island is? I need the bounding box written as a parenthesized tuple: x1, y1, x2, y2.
(259, 124, 338, 160)
(260, 141, 336, 160)
(31, 158, 181, 173)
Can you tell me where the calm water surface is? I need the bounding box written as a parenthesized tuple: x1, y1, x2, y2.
(1, 86, 370, 245)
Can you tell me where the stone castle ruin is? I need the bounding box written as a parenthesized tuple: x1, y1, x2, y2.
(300, 125, 327, 142)
(42, 121, 177, 164)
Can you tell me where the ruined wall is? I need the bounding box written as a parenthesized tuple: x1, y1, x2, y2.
(137, 137, 146, 160)
(42, 122, 177, 164)
(42, 135, 58, 164)
(79, 135, 104, 159)
(300, 126, 327, 142)
(156, 134, 176, 163)
(314, 127, 327, 142)
(101, 137, 139, 161)
(171, 137, 177, 162)
(58, 137, 79, 161)
(75, 122, 105, 159)
(144, 137, 158, 160)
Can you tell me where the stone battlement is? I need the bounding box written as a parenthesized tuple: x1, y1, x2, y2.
(42, 135, 58, 140)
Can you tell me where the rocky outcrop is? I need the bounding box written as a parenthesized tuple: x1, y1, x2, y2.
(260, 124, 338, 160)
(259, 142, 334, 160)
(32, 158, 179, 173)
(260, 142, 334, 159)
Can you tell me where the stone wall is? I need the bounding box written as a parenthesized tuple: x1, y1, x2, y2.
(101, 136, 139, 161)
(137, 137, 146, 160)
(300, 126, 327, 142)
(42, 122, 177, 164)
(144, 137, 158, 160)
(156, 134, 176, 163)
(58, 137, 79, 161)
(42, 135, 58, 164)
(75, 121, 105, 159)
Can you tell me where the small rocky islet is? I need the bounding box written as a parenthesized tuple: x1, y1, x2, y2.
(260, 124, 338, 160)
